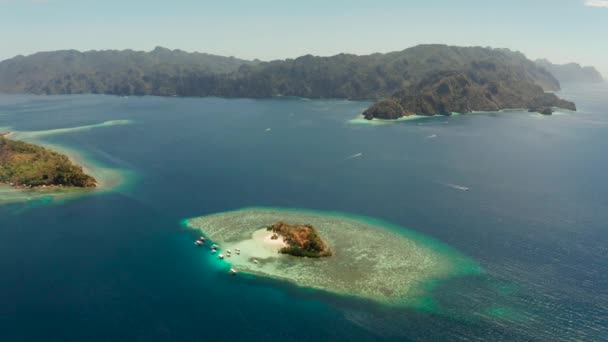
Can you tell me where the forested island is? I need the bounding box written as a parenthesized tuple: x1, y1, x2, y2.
(267, 221, 332, 258)
(0, 45, 580, 118)
(0, 135, 96, 188)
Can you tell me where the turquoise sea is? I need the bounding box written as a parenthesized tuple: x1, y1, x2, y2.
(1, 84, 607, 341)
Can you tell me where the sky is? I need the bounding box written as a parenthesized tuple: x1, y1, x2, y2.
(1, 0, 607, 76)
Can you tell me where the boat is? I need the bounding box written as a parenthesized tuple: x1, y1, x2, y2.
(252, 259, 259, 264)
(229, 268, 237, 275)
(218, 254, 224, 259)
(211, 249, 217, 254)
(195, 240, 203, 246)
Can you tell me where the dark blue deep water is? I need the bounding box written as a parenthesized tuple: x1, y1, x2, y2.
(1, 85, 607, 341)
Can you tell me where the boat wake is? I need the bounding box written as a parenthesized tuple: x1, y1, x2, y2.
(438, 182, 470, 191)
(344, 152, 363, 160)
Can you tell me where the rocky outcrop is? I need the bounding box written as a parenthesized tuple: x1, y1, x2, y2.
(363, 99, 409, 120)
(529, 107, 553, 115)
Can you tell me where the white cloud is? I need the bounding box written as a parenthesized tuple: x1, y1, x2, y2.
(585, 0, 608, 7)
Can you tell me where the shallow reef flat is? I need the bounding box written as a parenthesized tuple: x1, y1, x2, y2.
(185, 207, 481, 307)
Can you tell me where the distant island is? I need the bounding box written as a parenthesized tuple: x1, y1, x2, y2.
(267, 221, 332, 258)
(536, 59, 604, 84)
(0, 44, 580, 117)
(0, 134, 96, 188)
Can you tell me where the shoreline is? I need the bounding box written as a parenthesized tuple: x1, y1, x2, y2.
(350, 105, 578, 125)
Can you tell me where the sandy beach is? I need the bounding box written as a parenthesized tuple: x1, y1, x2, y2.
(254, 229, 288, 250)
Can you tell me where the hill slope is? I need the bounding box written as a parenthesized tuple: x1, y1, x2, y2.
(0, 47, 254, 95)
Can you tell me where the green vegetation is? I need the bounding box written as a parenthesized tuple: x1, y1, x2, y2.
(267, 221, 332, 258)
(0, 136, 96, 188)
(0, 44, 577, 116)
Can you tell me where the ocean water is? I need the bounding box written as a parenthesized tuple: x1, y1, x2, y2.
(0, 85, 607, 341)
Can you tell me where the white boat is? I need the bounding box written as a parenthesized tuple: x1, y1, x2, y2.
(229, 268, 237, 275)
(218, 254, 224, 259)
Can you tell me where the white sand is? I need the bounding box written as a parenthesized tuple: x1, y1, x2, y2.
(255, 229, 287, 249)
(220, 229, 287, 263)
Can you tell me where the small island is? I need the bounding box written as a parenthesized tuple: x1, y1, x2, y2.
(185, 208, 482, 307)
(0, 134, 97, 189)
(267, 221, 332, 258)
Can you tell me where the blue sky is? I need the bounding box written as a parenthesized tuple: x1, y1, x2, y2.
(1, 0, 607, 75)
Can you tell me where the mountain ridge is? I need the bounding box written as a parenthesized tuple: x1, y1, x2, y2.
(535, 59, 604, 84)
(0, 45, 576, 117)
